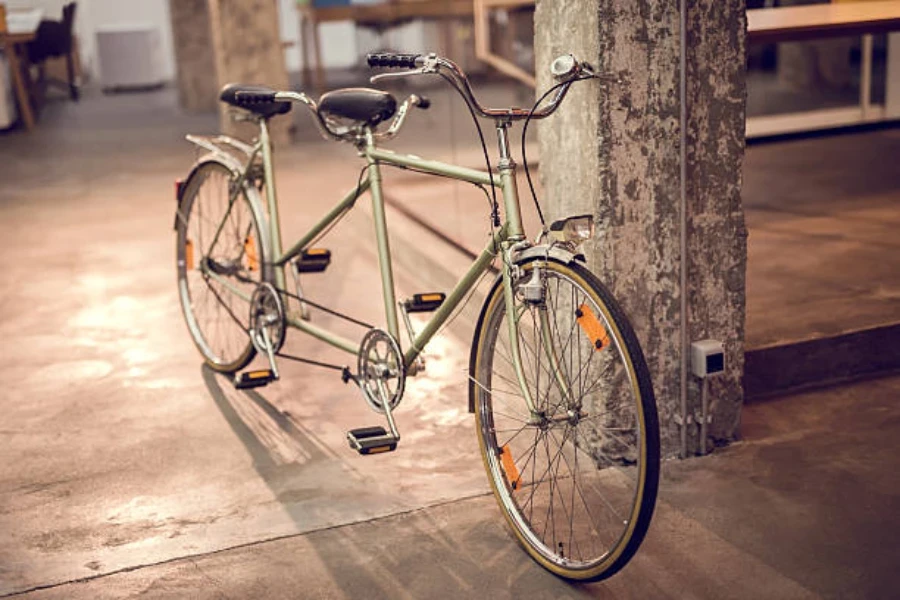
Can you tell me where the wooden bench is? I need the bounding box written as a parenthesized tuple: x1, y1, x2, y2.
(747, 1, 900, 138)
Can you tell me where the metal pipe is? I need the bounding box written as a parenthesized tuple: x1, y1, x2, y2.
(699, 378, 709, 456)
(365, 130, 401, 341)
(259, 120, 287, 293)
(679, 0, 690, 459)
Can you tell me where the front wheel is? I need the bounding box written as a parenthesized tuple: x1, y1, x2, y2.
(469, 257, 659, 581)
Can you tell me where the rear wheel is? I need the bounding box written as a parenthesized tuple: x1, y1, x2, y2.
(470, 257, 659, 581)
(176, 160, 267, 373)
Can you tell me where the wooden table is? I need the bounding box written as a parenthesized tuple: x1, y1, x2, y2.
(1, 8, 43, 130)
(746, 1, 900, 138)
(297, 0, 473, 91)
(748, 0, 900, 44)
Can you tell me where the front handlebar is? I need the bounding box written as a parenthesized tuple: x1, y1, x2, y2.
(365, 52, 594, 121)
(264, 51, 597, 144)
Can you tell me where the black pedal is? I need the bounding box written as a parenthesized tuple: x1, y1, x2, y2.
(295, 248, 331, 273)
(234, 369, 277, 389)
(347, 426, 399, 455)
(404, 292, 445, 313)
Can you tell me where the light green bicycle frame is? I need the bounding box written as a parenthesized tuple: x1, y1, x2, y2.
(201, 118, 539, 412)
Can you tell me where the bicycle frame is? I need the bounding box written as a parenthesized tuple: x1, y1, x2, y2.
(194, 116, 538, 411)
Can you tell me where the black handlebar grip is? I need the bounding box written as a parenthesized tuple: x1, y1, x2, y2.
(416, 95, 431, 110)
(366, 52, 420, 69)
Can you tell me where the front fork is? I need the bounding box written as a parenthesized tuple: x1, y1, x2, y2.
(500, 247, 575, 423)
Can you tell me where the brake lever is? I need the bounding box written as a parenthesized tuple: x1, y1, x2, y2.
(369, 68, 429, 84)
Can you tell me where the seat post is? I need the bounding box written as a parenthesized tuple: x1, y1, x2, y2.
(258, 118, 287, 293)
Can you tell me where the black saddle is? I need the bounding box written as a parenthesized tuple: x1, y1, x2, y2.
(219, 84, 292, 118)
(318, 88, 397, 126)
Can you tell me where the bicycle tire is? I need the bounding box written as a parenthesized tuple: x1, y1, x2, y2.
(175, 159, 268, 373)
(469, 256, 659, 581)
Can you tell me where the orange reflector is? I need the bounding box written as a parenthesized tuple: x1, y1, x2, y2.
(185, 239, 194, 270)
(368, 445, 393, 454)
(419, 293, 443, 302)
(576, 304, 610, 351)
(247, 370, 271, 379)
(306, 248, 328, 255)
(244, 235, 259, 271)
(500, 444, 521, 491)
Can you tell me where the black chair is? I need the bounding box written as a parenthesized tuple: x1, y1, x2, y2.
(27, 2, 79, 101)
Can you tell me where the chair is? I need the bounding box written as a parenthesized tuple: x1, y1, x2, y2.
(26, 2, 79, 101)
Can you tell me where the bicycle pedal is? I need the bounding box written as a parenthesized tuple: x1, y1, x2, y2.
(234, 369, 277, 389)
(295, 248, 331, 273)
(404, 292, 445, 313)
(347, 426, 399, 455)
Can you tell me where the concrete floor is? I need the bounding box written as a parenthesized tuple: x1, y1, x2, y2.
(1, 84, 898, 598)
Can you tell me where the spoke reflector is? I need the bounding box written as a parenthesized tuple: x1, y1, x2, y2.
(244, 235, 259, 271)
(576, 304, 610, 351)
(500, 444, 521, 491)
(185, 239, 194, 270)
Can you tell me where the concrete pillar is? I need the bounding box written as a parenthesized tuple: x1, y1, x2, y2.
(169, 0, 292, 144)
(208, 0, 292, 145)
(535, 1, 747, 457)
(169, 0, 219, 112)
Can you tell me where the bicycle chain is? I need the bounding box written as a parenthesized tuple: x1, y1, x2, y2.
(273, 284, 373, 330)
(201, 274, 365, 379)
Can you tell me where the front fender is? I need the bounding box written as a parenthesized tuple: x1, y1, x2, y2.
(514, 243, 585, 265)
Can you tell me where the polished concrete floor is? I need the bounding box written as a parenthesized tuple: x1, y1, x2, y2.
(0, 84, 898, 598)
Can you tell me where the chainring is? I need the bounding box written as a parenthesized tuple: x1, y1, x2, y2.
(249, 281, 286, 354)
(357, 328, 406, 413)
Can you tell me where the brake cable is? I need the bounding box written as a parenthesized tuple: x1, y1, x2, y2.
(521, 74, 596, 232)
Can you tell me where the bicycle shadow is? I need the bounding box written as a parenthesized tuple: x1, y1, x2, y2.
(201, 363, 334, 471)
(200, 363, 598, 598)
